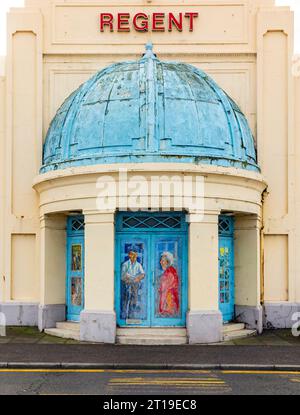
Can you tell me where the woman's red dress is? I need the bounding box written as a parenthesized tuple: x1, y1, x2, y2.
(158, 266, 179, 316)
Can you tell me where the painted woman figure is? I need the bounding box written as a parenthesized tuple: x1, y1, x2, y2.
(158, 252, 179, 317)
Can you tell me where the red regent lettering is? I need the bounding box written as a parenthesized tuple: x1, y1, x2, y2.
(168, 13, 183, 32)
(152, 13, 165, 32)
(99, 12, 199, 32)
(184, 12, 199, 31)
(133, 13, 149, 32)
(100, 13, 114, 32)
(117, 13, 130, 32)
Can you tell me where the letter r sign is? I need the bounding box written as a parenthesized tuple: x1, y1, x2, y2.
(100, 13, 114, 32)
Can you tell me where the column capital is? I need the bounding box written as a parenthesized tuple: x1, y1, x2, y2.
(83, 210, 115, 225)
(235, 214, 262, 231)
(187, 210, 220, 225)
(39, 214, 66, 230)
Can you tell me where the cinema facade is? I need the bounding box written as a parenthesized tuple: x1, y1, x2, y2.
(0, 0, 299, 344)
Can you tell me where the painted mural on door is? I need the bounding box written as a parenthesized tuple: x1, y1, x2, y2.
(120, 241, 147, 322)
(218, 215, 235, 323)
(116, 212, 188, 327)
(66, 216, 85, 321)
(153, 239, 182, 325)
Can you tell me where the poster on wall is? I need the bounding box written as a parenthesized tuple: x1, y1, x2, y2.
(71, 277, 82, 307)
(71, 244, 82, 272)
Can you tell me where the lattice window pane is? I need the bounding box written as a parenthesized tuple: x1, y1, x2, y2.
(71, 217, 85, 232)
(143, 217, 158, 228)
(218, 216, 233, 236)
(123, 217, 139, 228)
(122, 214, 182, 230)
(164, 217, 181, 228)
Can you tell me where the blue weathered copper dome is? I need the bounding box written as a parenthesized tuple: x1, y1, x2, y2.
(41, 44, 259, 173)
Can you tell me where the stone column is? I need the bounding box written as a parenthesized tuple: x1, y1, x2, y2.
(257, 7, 297, 328)
(234, 215, 263, 333)
(295, 59, 300, 306)
(0, 76, 5, 303)
(4, 8, 42, 306)
(0, 8, 43, 325)
(80, 211, 116, 343)
(38, 214, 66, 330)
(187, 211, 222, 344)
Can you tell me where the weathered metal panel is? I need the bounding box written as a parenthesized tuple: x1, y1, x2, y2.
(41, 44, 259, 173)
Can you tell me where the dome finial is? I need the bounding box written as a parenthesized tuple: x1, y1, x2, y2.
(146, 41, 153, 52)
(141, 42, 156, 60)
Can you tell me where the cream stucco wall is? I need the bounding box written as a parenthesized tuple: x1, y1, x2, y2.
(0, 0, 298, 315)
(295, 55, 300, 303)
(0, 57, 5, 76)
(0, 74, 5, 302)
(40, 215, 66, 305)
(2, 7, 42, 303)
(257, 7, 296, 305)
(235, 215, 261, 306)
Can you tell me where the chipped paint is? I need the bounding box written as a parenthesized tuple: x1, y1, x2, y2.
(41, 44, 259, 174)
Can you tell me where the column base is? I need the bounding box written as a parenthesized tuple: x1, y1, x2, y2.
(187, 310, 222, 344)
(0, 302, 38, 326)
(263, 303, 300, 329)
(80, 310, 116, 343)
(235, 305, 263, 334)
(38, 304, 66, 331)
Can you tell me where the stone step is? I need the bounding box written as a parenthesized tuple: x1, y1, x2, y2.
(44, 328, 80, 341)
(56, 322, 80, 332)
(117, 328, 187, 345)
(222, 323, 245, 333)
(117, 336, 188, 345)
(223, 329, 256, 342)
(117, 328, 187, 338)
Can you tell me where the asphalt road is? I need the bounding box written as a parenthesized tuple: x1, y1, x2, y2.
(0, 369, 299, 395)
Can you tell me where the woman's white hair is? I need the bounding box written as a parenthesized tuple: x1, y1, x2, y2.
(161, 251, 174, 266)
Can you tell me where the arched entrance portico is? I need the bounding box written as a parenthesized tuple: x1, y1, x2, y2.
(34, 164, 266, 344)
(34, 43, 266, 344)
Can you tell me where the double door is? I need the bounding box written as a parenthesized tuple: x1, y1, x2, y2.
(116, 230, 187, 327)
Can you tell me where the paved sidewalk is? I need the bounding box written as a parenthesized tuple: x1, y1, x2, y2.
(0, 327, 298, 370)
(1, 326, 300, 346)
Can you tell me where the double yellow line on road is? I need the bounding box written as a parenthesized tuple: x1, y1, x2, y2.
(108, 374, 229, 390)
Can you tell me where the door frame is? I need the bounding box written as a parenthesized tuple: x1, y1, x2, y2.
(115, 211, 188, 328)
(66, 215, 85, 322)
(218, 215, 235, 323)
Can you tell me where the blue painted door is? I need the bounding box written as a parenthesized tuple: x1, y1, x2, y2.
(218, 216, 235, 322)
(115, 212, 188, 327)
(117, 235, 150, 326)
(66, 216, 85, 321)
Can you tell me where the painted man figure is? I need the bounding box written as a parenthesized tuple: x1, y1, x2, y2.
(121, 250, 145, 319)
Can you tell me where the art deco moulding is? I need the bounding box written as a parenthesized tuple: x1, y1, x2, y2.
(25, 0, 258, 54)
(51, 3, 248, 45)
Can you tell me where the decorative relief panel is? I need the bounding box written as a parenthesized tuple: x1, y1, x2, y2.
(51, 2, 248, 46)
